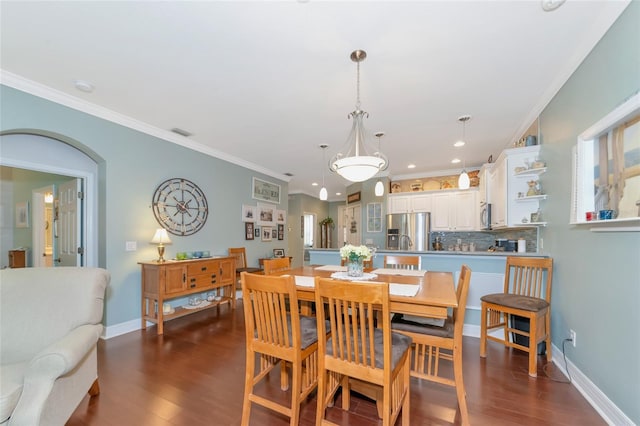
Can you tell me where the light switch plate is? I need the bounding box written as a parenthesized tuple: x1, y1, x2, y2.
(125, 241, 137, 251)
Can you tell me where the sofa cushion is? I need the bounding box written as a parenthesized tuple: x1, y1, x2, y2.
(0, 362, 27, 423)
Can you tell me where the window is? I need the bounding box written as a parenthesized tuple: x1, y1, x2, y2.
(572, 92, 640, 229)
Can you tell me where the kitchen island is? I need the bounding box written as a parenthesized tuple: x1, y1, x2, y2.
(307, 248, 551, 336)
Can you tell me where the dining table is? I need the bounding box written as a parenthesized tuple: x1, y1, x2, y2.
(272, 264, 457, 318)
(268, 264, 458, 418)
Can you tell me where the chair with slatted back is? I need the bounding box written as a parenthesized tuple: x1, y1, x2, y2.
(314, 278, 411, 426)
(228, 247, 261, 289)
(392, 265, 472, 425)
(240, 272, 320, 426)
(480, 256, 553, 377)
(262, 257, 291, 275)
(384, 255, 420, 270)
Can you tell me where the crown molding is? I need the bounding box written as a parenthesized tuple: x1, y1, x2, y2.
(0, 70, 291, 183)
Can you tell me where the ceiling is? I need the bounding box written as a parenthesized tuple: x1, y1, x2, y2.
(0, 1, 630, 201)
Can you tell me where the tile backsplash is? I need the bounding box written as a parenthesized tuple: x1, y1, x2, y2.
(430, 228, 538, 252)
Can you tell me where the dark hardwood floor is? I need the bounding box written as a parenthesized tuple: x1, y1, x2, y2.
(68, 301, 605, 425)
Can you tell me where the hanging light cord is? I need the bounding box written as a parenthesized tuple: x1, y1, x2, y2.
(355, 59, 361, 110)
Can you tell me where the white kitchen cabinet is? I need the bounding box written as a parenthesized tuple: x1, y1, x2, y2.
(489, 145, 547, 228)
(387, 193, 432, 214)
(489, 157, 507, 228)
(478, 163, 492, 205)
(431, 190, 477, 231)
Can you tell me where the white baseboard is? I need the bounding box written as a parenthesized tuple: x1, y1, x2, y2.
(550, 344, 634, 426)
(463, 325, 633, 425)
(101, 318, 144, 340)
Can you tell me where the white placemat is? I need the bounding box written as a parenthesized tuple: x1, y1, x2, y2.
(183, 300, 211, 310)
(294, 275, 316, 287)
(389, 283, 420, 297)
(330, 272, 378, 281)
(372, 268, 426, 277)
(314, 265, 347, 272)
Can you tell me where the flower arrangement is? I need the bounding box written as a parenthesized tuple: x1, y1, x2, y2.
(340, 244, 372, 262)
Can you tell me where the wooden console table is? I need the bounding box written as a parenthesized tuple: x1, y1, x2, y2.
(139, 256, 236, 334)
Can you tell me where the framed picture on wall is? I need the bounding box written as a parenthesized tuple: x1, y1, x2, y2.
(347, 191, 361, 204)
(254, 227, 260, 238)
(276, 209, 286, 224)
(15, 202, 29, 228)
(273, 248, 285, 258)
(257, 203, 275, 226)
(245, 222, 254, 240)
(261, 226, 272, 242)
(252, 177, 281, 204)
(242, 205, 256, 222)
(277, 224, 284, 240)
(272, 228, 277, 239)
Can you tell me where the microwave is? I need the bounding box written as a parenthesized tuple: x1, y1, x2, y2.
(480, 203, 492, 230)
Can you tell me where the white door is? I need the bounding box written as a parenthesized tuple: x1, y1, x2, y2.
(58, 179, 83, 266)
(338, 204, 362, 247)
(32, 185, 55, 267)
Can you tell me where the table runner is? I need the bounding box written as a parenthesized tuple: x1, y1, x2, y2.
(372, 268, 427, 277)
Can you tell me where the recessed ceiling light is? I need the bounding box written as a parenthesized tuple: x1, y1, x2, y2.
(451, 158, 461, 164)
(336, 192, 342, 196)
(541, 0, 566, 12)
(312, 182, 318, 186)
(454, 140, 465, 147)
(407, 164, 416, 169)
(73, 79, 94, 93)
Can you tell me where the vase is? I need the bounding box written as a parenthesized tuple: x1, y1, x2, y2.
(347, 257, 364, 277)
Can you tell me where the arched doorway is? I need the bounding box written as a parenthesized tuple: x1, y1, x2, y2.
(0, 132, 99, 267)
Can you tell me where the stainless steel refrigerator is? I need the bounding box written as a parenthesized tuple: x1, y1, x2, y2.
(386, 213, 431, 251)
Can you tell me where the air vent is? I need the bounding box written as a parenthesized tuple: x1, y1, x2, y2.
(171, 128, 192, 137)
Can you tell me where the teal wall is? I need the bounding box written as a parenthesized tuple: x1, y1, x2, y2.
(538, 2, 639, 422)
(0, 85, 288, 327)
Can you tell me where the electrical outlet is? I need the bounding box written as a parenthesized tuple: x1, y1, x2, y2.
(125, 241, 137, 251)
(570, 329, 576, 347)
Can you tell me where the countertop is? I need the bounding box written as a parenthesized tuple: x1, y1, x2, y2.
(307, 248, 550, 257)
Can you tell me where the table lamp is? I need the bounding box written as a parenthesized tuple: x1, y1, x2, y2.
(150, 228, 172, 262)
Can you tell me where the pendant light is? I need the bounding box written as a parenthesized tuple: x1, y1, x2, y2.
(457, 115, 471, 190)
(330, 50, 388, 182)
(374, 132, 385, 196)
(319, 144, 328, 201)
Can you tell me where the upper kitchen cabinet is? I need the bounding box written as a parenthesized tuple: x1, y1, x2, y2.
(489, 145, 547, 228)
(431, 190, 478, 231)
(388, 193, 432, 214)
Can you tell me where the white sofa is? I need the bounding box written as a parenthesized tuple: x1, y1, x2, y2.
(0, 267, 109, 426)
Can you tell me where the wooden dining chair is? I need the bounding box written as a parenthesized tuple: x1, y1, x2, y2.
(240, 272, 320, 426)
(229, 247, 247, 289)
(391, 265, 472, 426)
(262, 257, 291, 275)
(384, 255, 420, 270)
(480, 256, 553, 377)
(314, 278, 411, 426)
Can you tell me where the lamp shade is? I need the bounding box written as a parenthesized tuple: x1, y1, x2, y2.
(458, 171, 470, 190)
(150, 228, 172, 245)
(319, 186, 328, 201)
(375, 180, 384, 196)
(332, 155, 386, 182)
